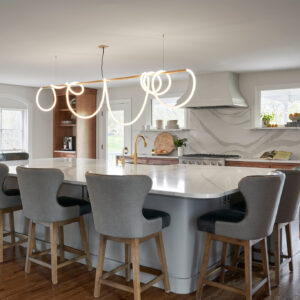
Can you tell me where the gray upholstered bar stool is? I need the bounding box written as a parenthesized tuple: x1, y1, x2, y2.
(196, 173, 285, 300)
(86, 173, 170, 300)
(17, 167, 92, 284)
(0, 163, 28, 262)
(271, 169, 300, 285)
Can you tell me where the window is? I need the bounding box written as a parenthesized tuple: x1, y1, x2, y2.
(0, 109, 26, 151)
(151, 97, 186, 128)
(260, 88, 300, 126)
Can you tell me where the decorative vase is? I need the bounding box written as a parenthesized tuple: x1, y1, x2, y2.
(177, 147, 184, 157)
(262, 120, 270, 127)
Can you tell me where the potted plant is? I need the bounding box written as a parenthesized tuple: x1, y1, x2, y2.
(173, 136, 187, 157)
(260, 112, 275, 127)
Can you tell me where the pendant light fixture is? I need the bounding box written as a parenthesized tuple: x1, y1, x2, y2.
(35, 40, 196, 126)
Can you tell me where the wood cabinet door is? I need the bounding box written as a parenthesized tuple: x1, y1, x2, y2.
(76, 89, 97, 158)
(225, 161, 271, 168)
(270, 163, 300, 169)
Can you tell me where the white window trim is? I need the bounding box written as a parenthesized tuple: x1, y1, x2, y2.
(146, 94, 190, 129)
(0, 108, 27, 152)
(254, 82, 300, 128)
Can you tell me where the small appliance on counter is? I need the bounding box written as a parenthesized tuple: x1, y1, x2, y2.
(63, 136, 76, 151)
(179, 153, 240, 166)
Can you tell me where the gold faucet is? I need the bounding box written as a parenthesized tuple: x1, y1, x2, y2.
(131, 135, 147, 165)
(116, 147, 128, 166)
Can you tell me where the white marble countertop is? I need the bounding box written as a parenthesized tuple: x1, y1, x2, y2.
(226, 158, 300, 163)
(5, 158, 273, 199)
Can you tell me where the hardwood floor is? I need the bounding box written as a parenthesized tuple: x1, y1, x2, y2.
(0, 246, 299, 299)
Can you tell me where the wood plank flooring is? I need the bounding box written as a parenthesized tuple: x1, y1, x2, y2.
(0, 246, 299, 299)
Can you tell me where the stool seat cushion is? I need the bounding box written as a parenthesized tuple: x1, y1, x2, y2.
(142, 208, 171, 228)
(197, 209, 245, 233)
(57, 196, 91, 216)
(3, 189, 20, 196)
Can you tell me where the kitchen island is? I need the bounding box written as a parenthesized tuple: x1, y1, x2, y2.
(4, 158, 299, 294)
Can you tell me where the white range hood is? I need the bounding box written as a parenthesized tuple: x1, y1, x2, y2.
(177, 71, 248, 108)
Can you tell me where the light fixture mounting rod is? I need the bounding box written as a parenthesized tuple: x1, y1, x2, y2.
(42, 68, 187, 89)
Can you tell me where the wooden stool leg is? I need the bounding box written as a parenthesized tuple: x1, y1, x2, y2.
(232, 245, 241, 267)
(94, 234, 107, 298)
(155, 231, 170, 292)
(26, 218, 36, 251)
(131, 238, 141, 300)
(9, 212, 15, 244)
(50, 222, 58, 285)
(285, 223, 293, 272)
(244, 240, 252, 300)
(25, 220, 36, 273)
(260, 238, 271, 296)
(0, 212, 3, 263)
(274, 223, 281, 286)
(58, 226, 64, 262)
(196, 233, 212, 300)
(79, 216, 92, 271)
(125, 243, 131, 281)
(219, 242, 227, 283)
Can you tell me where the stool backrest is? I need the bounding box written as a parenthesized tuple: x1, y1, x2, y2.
(0, 152, 29, 161)
(17, 167, 78, 222)
(216, 173, 285, 240)
(86, 173, 162, 238)
(275, 169, 300, 224)
(0, 163, 9, 198)
(0, 163, 20, 208)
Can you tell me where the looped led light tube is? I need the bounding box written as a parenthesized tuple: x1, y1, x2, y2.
(140, 69, 196, 109)
(35, 68, 196, 125)
(36, 86, 57, 112)
(65, 81, 107, 119)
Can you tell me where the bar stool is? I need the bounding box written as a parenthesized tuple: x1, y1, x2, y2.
(0, 163, 28, 262)
(272, 169, 300, 285)
(17, 167, 92, 284)
(196, 173, 285, 300)
(86, 173, 170, 300)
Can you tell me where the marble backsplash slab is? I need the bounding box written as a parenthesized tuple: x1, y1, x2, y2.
(136, 107, 300, 160)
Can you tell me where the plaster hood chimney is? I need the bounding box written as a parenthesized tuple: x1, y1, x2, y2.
(177, 71, 248, 108)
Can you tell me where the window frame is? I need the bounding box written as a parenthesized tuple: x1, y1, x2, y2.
(147, 95, 189, 129)
(0, 108, 28, 152)
(254, 83, 300, 128)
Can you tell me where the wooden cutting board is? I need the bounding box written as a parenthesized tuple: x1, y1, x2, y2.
(154, 132, 175, 155)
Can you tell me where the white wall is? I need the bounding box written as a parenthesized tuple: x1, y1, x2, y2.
(0, 83, 53, 158)
(102, 69, 300, 159)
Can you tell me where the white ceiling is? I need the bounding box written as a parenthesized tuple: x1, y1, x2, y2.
(1, 0, 300, 87)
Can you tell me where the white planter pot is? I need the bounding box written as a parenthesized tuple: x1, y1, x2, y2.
(177, 147, 184, 157)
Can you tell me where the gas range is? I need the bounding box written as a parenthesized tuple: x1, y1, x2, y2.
(179, 153, 240, 166)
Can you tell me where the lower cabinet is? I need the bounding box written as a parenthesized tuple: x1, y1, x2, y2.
(225, 160, 300, 169)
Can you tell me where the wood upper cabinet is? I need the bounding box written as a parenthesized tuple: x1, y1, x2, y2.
(225, 160, 300, 169)
(53, 88, 97, 159)
(76, 89, 97, 158)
